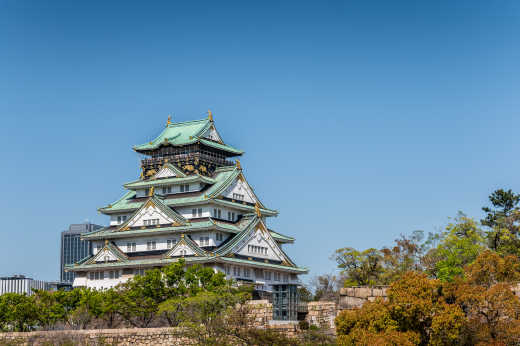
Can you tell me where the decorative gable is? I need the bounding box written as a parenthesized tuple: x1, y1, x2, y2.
(118, 197, 185, 231)
(164, 235, 206, 258)
(152, 163, 186, 179)
(226, 219, 293, 265)
(202, 125, 223, 143)
(86, 242, 127, 264)
(221, 175, 258, 204)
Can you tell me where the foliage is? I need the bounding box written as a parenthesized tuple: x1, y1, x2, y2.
(481, 189, 520, 255)
(335, 250, 520, 345)
(332, 248, 384, 286)
(424, 213, 485, 282)
(380, 231, 426, 284)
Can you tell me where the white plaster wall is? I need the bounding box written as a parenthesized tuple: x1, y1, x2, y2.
(177, 205, 212, 219)
(110, 214, 131, 226)
(83, 271, 129, 290)
(115, 235, 179, 253)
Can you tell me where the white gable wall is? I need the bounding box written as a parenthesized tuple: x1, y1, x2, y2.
(234, 228, 285, 262)
(154, 167, 177, 179)
(126, 203, 175, 228)
(203, 126, 222, 142)
(222, 178, 257, 204)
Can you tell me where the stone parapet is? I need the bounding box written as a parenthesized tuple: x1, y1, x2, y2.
(339, 286, 389, 310)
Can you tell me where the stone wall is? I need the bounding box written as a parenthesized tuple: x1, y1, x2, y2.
(339, 286, 389, 310)
(0, 328, 193, 346)
(305, 301, 337, 332)
(246, 299, 273, 327)
(0, 300, 342, 344)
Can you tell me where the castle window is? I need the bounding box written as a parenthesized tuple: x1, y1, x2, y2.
(180, 184, 189, 192)
(147, 241, 156, 250)
(216, 233, 223, 241)
(265, 271, 271, 280)
(233, 266, 240, 276)
(244, 268, 250, 278)
(126, 242, 136, 252)
(134, 268, 146, 276)
(167, 239, 176, 248)
(233, 193, 244, 201)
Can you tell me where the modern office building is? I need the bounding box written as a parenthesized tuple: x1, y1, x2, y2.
(0, 275, 51, 295)
(60, 223, 102, 283)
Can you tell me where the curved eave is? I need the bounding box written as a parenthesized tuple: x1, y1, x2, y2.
(123, 175, 216, 190)
(82, 222, 241, 241)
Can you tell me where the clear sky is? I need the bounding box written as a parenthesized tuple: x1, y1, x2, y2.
(1, 0, 519, 281)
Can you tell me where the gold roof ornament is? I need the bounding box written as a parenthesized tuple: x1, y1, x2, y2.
(181, 234, 185, 238)
(167, 114, 172, 126)
(236, 159, 241, 169)
(105, 239, 109, 245)
(255, 203, 262, 217)
(148, 186, 155, 197)
(208, 109, 213, 121)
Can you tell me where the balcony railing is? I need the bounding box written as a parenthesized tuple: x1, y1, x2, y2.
(141, 153, 234, 167)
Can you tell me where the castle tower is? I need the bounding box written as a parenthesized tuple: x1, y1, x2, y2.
(67, 114, 307, 321)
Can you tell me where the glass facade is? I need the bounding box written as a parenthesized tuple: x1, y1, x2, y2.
(60, 223, 100, 283)
(272, 284, 299, 321)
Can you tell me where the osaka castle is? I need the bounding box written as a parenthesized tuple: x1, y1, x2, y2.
(67, 113, 307, 320)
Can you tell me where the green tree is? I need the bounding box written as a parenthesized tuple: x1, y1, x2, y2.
(0, 293, 38, 332)
(423, 214, 485, 282)
(481, 189, 520, 254)
(333, 248, 383, 286)
(116, 268, 165, 328)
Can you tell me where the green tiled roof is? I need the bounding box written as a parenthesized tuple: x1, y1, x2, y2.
(269, 230, 294, 243)
(67, 254, 307, 273)
(123, 174, 215, 189)
(99, 166, 278, 216)
(216, 257, 308, 273)
(133, 118, 243, 155)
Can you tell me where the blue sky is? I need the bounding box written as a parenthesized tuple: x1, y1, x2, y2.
(1, 0, 519, 281)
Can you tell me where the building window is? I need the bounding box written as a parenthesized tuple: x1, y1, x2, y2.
(265, 271, 271, 280)
(244, 268, 250, 278)
(167, 239, 176, 248)
(225, 265, 230, 275)
(274, 272, 280, 281)
(283, 274, 289, 283)
(127, 242, 136, 252)
(109, 271, 114, 279)
(233, 266, 240, 276)
(248, 245, 268, 255)
(216, 233, 223, 241)
(213, 208, 222, 218)
(144, 219, 159, 226)
(180, 184, 189, 192)
(89, 272, 94, 280)
(147, 241, 156, 250)
(233, 193, 244, 201)
(199, 237, 209, 246)
(134, 268, 146, 276)
(117, 216, 122, 223)
(198, 208, 202, 217)
(192, 209, 197, 217)
(180, 249, 187, 256)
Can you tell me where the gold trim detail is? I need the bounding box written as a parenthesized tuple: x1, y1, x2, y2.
(166, 115, 172, 126)
(208, 109, 213, 121)
(236, 159, 241, 169)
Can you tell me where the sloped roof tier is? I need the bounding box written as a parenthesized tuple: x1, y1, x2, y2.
(82, 219, 238, 240)
(67, 254, 307, 273)
(133, 118, 243, 155)
(98, 166, 278, 216)
(123, 174, 216, 190)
